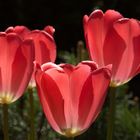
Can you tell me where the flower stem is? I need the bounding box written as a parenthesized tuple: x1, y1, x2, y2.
(28, 87, 35, 140)
(2, 104, 9, 140)
(37, 113, 45, 140)
(106, 87, 117, 140)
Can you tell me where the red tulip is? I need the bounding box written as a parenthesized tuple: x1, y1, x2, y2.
(6, 26, 57, 86)
(83, 9, 140, 87)
(6, 25, 56, 64)
(35, 61, 111, 137)
(6, 26, 30, 39)
(0, 32, 34, 104)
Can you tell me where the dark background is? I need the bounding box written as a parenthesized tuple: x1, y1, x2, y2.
(1, 0, 140, 50)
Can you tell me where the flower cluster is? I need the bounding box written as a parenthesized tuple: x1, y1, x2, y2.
(0, 26, 56, 104)
(0, 9, 140, 138)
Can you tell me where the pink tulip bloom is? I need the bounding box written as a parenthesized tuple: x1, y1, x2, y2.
(0, 32, 34, 104)
(35, 61, 111, 137)
(6, 25, 56, 63)
(83, 9, 140, 87)
(6, 26, 30, 39)
(6, 26, 57, 86)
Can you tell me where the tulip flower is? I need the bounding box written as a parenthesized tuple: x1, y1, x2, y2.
(0, 32, 34, 104)
(6, 26, 57, 87)
(83, 9, 140, 87)
(6, 25, 56, 64)
(5, 26, 30, 39)
(6, 26, 57, 139)
(35, 61, 111, 137)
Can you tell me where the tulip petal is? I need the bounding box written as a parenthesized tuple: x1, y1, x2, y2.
(27, 30, 56, 64)
(59, 63, 75, 76)
(106, 19, 140, 85)
(83, 10, 104, 65)
(45, 66, 73, 129)
(70, 61, 97, 127)
(44, 26, 55, 36)
(83, 10, 122, 66)
(5, 26, 30, 39)
(11, 39, 34, 102)
(103, 24, 126, 84)
(77, 74, 94, 129)
(79, 67, 111, 129)
(131, 35, 140, 76)
(41, 73, 66, 131)
(35, 69, 61, 132)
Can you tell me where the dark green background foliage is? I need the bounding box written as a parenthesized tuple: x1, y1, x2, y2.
(0, 0, 140, 139)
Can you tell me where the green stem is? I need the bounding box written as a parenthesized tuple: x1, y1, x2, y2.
(28, 87, 35, 140)
(106, 87, 117, 140)
(2, 104, 9, 140)
(76, 40, 85, 63)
